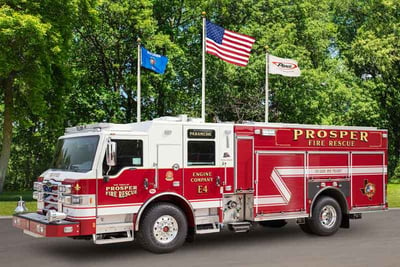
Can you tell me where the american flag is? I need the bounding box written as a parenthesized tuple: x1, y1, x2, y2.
(206, 20, 256, 67)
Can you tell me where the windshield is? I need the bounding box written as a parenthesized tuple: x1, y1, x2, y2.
(51, 136, 99, 172)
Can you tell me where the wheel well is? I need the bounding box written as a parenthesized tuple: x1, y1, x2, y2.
(311, 187, 349, 217)
(135, 194, 195, 231)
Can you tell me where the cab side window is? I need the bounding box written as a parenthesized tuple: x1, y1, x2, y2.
(187, 141, 215, 166)
(103, 139, 143, 175)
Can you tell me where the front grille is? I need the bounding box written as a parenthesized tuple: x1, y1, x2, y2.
(42, 180, 61, 212)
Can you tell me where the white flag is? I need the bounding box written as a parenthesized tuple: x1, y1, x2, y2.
(269, 55, 301, 77)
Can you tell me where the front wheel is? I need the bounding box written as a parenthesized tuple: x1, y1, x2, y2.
(137, 202, 188, 253)
(303, 196, 342, 236)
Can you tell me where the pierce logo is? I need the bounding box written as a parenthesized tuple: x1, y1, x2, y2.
(272, 61, 298, 71)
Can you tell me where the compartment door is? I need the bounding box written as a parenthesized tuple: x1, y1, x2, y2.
(235, 136, 254, 191)
(156, 144, 183, 195)
(255, 151, 305, 215)
(351, 153, 385, 208)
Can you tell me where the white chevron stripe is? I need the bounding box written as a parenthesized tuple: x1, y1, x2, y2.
(271, 169, 291, 203)
(256, 166, 386, 207)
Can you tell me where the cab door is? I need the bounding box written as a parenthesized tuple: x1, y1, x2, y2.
(183, 127, 223, 202)
(97, 136, 153, 211)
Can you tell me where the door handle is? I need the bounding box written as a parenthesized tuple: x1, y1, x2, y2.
(216, 176, 221, 187)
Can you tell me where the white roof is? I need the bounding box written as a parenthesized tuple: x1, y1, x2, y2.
(64, 115, 383, 135)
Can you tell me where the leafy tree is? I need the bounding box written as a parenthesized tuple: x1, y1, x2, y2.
(0, 0, 76, 192)
(333, 0, 400, 175)
(68, 0, 176, 125)
(2, 0, 400, 190)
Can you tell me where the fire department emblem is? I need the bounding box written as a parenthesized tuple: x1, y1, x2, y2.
(165, 171, 174, 182)
(360, 179, 376, 200)
(74, 184, 81, 192)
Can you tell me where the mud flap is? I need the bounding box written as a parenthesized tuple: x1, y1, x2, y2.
(340, 214, 350, 229)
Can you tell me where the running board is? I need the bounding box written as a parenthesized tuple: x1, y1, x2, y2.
(228, 222, 252, 233)
(255, 212, 308, 221)
(93, 230, 134, 245)
(196, 223, 220, 234)
(96, 222, 133, 234)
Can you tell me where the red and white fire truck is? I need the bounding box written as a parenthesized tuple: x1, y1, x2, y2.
(13, 115, 388, 253)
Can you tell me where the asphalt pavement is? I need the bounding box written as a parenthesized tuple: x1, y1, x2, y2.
(1, 210, 400, 267)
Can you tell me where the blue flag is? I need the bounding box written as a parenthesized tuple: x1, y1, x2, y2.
(141, 47, 168, 74)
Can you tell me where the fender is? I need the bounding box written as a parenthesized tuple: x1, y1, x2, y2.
(309, 186, 349, 217)
(134, 192, 195, 231)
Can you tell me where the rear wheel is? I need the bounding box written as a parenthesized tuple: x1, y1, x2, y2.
(302, 196, 342, 236)
(137, 202, 188, 253)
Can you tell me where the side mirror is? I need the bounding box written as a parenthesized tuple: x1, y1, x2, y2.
(106, 140, 117, 167)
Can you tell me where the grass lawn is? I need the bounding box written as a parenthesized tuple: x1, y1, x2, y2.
(0, 191, 35, 216)
(0, 201, 36, 216)
(388, 184, 400, 208)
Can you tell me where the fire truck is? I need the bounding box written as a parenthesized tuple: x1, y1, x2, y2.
(13, 115, 388, 253)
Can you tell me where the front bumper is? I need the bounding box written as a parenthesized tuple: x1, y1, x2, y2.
(13, 213, 80, 237)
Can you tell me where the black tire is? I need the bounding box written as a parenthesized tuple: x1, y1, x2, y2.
(306, 196, 342, 236)
(137, 202, 188, 253)
(259, 219, 288, 228)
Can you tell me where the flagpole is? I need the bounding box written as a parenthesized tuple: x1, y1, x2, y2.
(137, 38, 141, 123)
(201, 11, 206, 122)
(265, 45, 269, 123)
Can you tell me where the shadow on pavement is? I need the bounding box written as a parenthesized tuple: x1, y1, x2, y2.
(41, 222, 362, 263)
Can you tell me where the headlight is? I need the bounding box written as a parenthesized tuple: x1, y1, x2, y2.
(33, 182, 43, 191)
(71, 196, 82, 205)
(61, 195, 92, 206)
(58, 184, 72, 194)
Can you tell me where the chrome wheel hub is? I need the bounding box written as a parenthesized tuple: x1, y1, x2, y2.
(153, 215, 178, 244)
(319, 205, 337, 228)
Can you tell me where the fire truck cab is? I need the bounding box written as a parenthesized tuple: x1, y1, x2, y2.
(13, 115, 388, 253)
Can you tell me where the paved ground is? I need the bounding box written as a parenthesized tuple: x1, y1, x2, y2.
(1, 211, 400, 267)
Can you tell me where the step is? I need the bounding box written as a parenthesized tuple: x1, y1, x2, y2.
(195, 215, 219, 225)
(93, 230, 134, 245)
(196, 223, 220, 234)
(228, 221, 252, 233)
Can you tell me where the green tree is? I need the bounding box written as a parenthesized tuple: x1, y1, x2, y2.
(68, 0, 175, 126)
(190, 0, 370, 126)
(2, 0, 400, 190)
(0, 1, 76, 192)
(333, 0, 400, 175)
